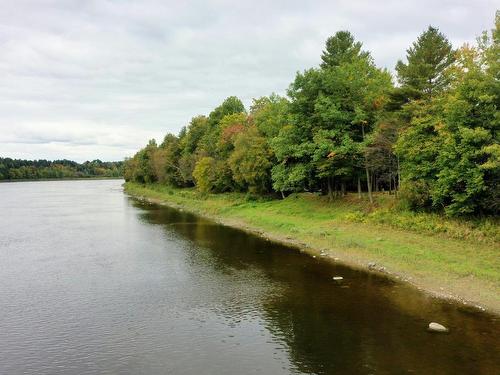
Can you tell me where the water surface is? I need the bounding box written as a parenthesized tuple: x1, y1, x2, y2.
(0, 180, 498, 374)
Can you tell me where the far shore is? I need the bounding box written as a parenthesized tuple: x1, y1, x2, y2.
(124, 182, 500, 316)
(0, 177, 124, 183)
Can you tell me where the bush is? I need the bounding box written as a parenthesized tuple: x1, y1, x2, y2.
(399, 180, 432, 211)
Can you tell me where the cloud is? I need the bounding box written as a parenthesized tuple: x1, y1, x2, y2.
(0, 0, 497, 161)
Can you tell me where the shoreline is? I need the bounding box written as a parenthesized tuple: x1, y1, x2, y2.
(0, 177, 123, 183)
(124, 183, 500, 316)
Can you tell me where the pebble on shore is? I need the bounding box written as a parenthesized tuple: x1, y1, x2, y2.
(428, 322, 449, 333)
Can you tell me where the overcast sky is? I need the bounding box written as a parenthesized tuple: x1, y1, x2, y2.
(0, 1, 497, 162)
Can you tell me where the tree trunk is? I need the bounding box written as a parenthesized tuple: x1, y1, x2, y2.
(365, 168, 373, 203)
(361, 123, 373, 204)
(327, 177, 333, 201)
(281, 190, 285, 199)
(341, 182, 346, 196)
(389, 172, 392, 195)
(397, 155, 401, 189)
(357, 177, 362, 199)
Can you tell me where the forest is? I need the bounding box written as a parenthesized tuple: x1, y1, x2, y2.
(0, 158, 123, 180)
(124, 13, 499, 217)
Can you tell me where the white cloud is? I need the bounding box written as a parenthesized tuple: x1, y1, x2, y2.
(0, 0, 497, 162)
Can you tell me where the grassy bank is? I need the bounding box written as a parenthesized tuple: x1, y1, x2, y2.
(124, 182, 500, 314)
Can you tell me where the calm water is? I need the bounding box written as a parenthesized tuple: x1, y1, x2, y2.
(0, 180, 498, 374)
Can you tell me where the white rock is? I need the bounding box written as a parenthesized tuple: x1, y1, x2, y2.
(428, 322, 449, 333)
(332, 276, 343, 281)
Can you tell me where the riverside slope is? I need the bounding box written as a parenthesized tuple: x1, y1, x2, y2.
(124, 182, 500, 315)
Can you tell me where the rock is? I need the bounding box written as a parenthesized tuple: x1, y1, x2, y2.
(332, 276, 343, 281)
(368, 262, 377, 269)
(428, 322, 449, 333)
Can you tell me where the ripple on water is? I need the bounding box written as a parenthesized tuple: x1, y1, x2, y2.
(0, 180, 498, 375)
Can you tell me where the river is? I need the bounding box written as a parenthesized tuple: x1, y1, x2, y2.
(0, 179, 498, 374)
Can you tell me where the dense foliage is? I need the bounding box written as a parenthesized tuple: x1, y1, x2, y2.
(0, 158, 123, 180)
(125, 14, 499, 217)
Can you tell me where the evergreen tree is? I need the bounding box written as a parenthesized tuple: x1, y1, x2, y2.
(320, 31, 369, 68)
(396, 26, 455, 98)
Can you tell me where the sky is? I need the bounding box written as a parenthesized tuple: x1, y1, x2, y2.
(0, 1, 497, 162)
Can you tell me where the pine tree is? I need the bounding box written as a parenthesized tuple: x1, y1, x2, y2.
(320, 31, 369, 69)
(396, 26, 455, 98)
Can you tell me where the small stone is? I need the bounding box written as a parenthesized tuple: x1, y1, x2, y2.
(368, 262, 377, 269)
(332, 276, 343, 281)
(428, 322, 449, 333)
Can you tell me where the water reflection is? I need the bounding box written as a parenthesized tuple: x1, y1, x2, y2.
(0, 180, 497, 375)
(133, 199, 499, 375)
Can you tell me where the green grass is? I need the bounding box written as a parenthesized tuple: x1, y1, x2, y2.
(124, 182, 500, 311)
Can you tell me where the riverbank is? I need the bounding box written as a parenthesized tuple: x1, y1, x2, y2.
(124, 182, 500, 314)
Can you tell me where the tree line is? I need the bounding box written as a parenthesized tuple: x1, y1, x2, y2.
(0, 158, 124, 180)
(125, 13, 499, 217)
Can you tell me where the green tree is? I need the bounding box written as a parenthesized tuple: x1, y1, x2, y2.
(397, 15, 499, 216)
(394, 26, 455, 209)
(396, 26, 455, 98)
(216, 112, 248, 158)
(250, 94, 290, 139)
(395, 99, 443, 209)
(212, 159, 234, 193)
(432, 24, 499, 215)
(199, 96, 246, 156)
(177, 116, 209, 186)
(153, 133, 181, 185)
(272, 32, 391, 199)
(180, 116, 208, 154)
(192, 156, 216, 194)
(229, 126, 272, 193)
(131, 139, 158, 183)
(320, 31, 369, 69)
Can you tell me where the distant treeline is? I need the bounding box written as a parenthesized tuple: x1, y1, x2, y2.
(125, 13, 499, 217)
(0, 158, 124, 180)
